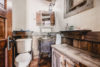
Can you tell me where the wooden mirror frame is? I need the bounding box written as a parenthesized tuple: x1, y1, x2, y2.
(64, 0, 94, 18)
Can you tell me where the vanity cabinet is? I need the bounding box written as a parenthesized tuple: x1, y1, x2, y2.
(52, 31, 100, 67)
(52, 45, 100, 67)
(52, 48, 75, 67)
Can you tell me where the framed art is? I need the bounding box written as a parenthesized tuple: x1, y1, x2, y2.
(64, 0, 94, 18)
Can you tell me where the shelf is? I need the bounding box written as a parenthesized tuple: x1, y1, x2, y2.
(36, 11, 55, 26)
(60, 30, 91, 33)
(60, 30, 91, 40)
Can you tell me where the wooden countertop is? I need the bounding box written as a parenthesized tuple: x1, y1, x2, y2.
(52, 45, 100, 67)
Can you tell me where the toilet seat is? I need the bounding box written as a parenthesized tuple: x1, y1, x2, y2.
(15, 53, 32, 67)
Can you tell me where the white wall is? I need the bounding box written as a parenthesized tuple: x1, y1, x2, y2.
(12, 0, 50, 32)
(12, 0, 27, 30)
(26, 0, 50, 32)
(53, 0, 100, 31)
(12, 0, 100, 32)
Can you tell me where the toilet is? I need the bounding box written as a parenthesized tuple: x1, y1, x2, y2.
(15, 38, 32, 67)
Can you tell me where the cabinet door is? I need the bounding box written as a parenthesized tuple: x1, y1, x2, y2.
(52, 52, 56, 67)
(52, 50, 61, 67)
(55, 54, 60, 67)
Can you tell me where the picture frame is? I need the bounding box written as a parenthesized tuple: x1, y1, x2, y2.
(64, 0, 94, 18)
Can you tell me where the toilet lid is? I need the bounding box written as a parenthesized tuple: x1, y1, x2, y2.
(15, 53, 31, 62)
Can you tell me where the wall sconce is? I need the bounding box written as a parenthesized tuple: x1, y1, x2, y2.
(49, 3, 54, 11)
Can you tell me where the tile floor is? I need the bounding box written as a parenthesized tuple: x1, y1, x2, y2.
(30, 57, 51, 67)
(30, 59, 39, 67)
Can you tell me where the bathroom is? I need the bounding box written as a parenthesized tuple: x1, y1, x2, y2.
(0, 0, 100, 67)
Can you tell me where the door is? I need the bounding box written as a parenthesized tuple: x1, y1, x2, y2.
(0, 17, 7, 67)
(0, 0, 13, 67)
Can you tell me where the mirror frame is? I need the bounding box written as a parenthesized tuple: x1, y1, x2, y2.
(64, 0, 94, 18)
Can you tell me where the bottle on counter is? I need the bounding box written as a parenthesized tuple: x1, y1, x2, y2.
(65, 23, 69, 31)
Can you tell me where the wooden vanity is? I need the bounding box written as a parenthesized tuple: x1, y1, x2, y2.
(52, 30, 100, 67)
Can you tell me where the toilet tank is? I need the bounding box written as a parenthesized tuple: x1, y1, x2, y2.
(16, 38, 32, 53)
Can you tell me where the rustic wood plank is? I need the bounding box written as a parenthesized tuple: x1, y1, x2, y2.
(62, 37, 73, 46)
(73, 40, 79, 48)
(52, 45, 100, 67)
(61, 31, 100, 56)
(50, 12, 55, 26)
(0, 18, 5, 39)
(80, 41, 88, 51)
(85, 32, 100, 42)
(97, 44, 100, 55)
(87, 42, 92, 52)
(61, 30, 91, 40)
(92, 43, 98, 54)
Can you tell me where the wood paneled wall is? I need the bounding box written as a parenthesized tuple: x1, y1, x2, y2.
(61, 30, 100, 57)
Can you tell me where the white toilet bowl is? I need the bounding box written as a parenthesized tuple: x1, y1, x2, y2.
(15, 53, 32, 67)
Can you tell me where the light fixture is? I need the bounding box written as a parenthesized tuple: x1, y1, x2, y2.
(49, 2, 54, 11)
